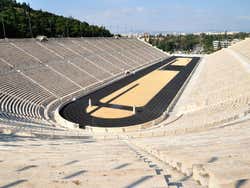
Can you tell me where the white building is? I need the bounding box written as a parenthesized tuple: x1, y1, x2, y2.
(213, 40, 231, 50)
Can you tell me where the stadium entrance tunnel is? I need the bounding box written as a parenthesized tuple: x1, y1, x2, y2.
(60, 56, 200, 128)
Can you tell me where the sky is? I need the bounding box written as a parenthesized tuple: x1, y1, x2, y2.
(16, 0, 250, 33)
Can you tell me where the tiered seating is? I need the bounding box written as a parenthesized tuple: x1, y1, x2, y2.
(86, 55, 122, 74)
(1, 38, 250, 188)
(0, 37, 168, 125)
(0, 42, 41, 68)
(157, 95, 249, 135)
(71, 57, 112, 80)
(0, 58, 12, 73)
(47, 60, 97, 88)
(73, 38, 139, 70)
(122, 39, 156, 61)
(230, 38, 250, 60)
(38, 38, 113, 80)
(23, 65, 81, 97)
(56, 39, 122, 74)
(131, 119, 250, 188)
(118, 38, 250, 188)
(101, 39, 142, 66)
(111, 39, 147, 64)
(140, 41, 250, 138)
(12, 39, 61, 63)
(117, 39, 149, 63)
(98, 52, 131, 70)
(0, 131, 202, 188)
(0, 71, 55, 121)
(73, 38, 101, 53)
(39, 39, 77, 60)
(174, 48, 250, 117)
(83, 39, 132, 70)
(132, 39, 167, 58)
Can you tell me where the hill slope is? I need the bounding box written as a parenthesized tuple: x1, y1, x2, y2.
(0, 0, 112, 38)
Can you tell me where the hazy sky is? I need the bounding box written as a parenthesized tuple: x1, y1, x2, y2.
(16, 0, 250, 33)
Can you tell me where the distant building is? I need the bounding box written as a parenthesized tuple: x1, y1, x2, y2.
(213, 41, 220, 50)
(220, 40, 230, 48)
(143, 33, 150, 42)
(213, 40, 230, 50)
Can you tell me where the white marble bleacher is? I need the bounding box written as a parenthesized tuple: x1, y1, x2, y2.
(174, 47, 250, 116)
(0, 41, 41, 69)
(23, 65, 81, 97)
(122, 39, 156, 61)
(11, 39, 61, 63)
(0, 132, 204, 188)
(72, 38, 127, 73)
(120, 39, 250, 188)
(131, 119, 250, 188)
(102, 38, 142, 66)
(0, 37, 168, 125)
(47, 60, 97, 88)
(0, 72, 55, 121)
(86, 39, 132, 70)
(1, 38, 250, 188)
(230, 38, 250, 61)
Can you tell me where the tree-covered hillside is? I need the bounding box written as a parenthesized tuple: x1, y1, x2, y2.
(0, 0, 112, 38)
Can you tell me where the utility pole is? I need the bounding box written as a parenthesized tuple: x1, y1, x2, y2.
(1, 15, 6, 38)
(101, 25, 104, 37)
(116, 25, 119, 35)
(28, 14, 33, 37)
(66, 21, 69, 37)
(27, 4, 33, 38)
(79, 22, 82, 37)
(49, 20, 52, 37)
(91, 22, 95, 37)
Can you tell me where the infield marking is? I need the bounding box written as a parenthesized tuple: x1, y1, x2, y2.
(171, 58, 192, 66)
(85, 58, 193, 119)
(102, 70, 178, 107)
(87, 70, 179, 119)
(87, 106, 133, 119)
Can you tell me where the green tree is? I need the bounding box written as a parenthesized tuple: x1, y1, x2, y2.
(0, 0, 112, 38)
